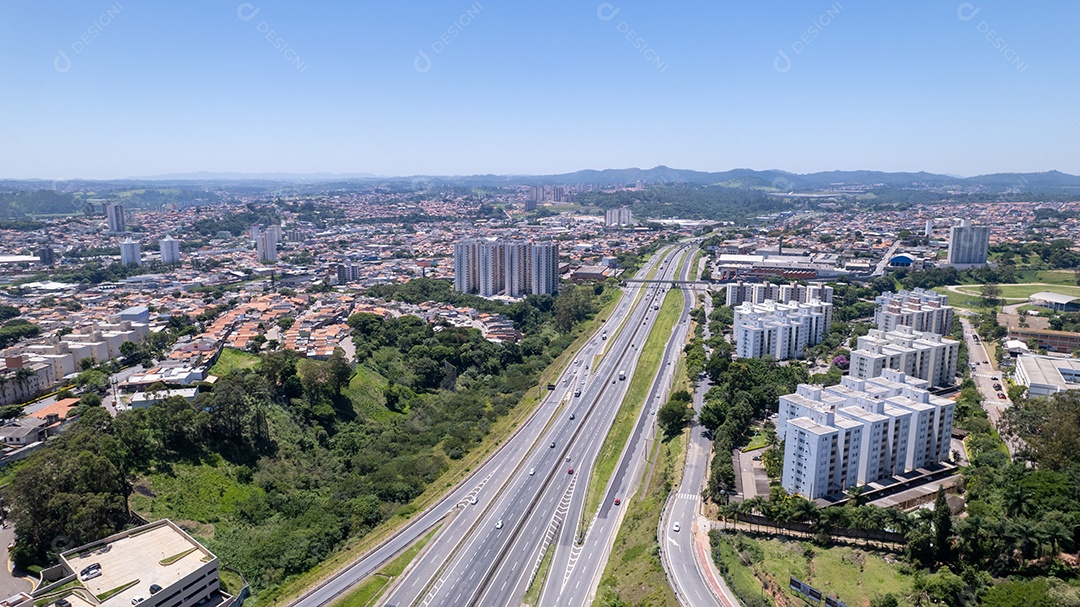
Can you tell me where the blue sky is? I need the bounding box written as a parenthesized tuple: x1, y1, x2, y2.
(1, 1, 1078, 179)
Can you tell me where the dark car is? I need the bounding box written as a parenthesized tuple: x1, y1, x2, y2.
(550, 441, 556, 448)
(568, 468, 574, 474)
(614, 498, 621, 506)
(56, 600, 71, 607)
(149, 585, 162, 595)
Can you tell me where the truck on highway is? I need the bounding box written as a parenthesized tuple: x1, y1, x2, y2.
(618, 370, 626, 381)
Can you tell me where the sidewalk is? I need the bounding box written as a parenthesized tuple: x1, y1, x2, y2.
(693, 519, 739, 607)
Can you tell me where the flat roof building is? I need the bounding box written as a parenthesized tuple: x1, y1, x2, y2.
(58, 520, 224, 607)
(780, 370, 954, 500)
(733, 299, 832, 361)
(850, 326, 959, 388)
(947, 219, 989, 267)
(874, 288, 953, 336)
(725, 280, 834, 307)
(1014, 354, 1080, 396)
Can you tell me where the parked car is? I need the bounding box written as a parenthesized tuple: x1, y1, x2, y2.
(149, 585, 162, 595)
(998, 393, 1006, 399)
(131, 597, 145, 606)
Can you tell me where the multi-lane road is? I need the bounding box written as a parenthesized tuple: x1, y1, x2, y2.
(282, 243, 695, 604)
(385, 244, 690, 607)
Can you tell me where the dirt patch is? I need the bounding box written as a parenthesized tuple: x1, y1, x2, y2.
(133, 481, 157, 498)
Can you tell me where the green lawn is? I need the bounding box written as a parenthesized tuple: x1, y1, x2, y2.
(343, 364, 393, 421)
(933, 287, 988, 311)
(209, 348, 260, 376)
(522, 543, 556, 607)
(712, 532, 916, 607)
(595, 427, 683, 607)
(585, 286, 683, 523)
(949, 282, 1080, 301)
(742, 424, 769, 452)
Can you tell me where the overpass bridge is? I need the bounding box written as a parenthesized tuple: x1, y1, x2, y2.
(621, 278, 714, 287)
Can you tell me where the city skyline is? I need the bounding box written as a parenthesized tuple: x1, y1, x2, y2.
(2, 1, 1078, 179)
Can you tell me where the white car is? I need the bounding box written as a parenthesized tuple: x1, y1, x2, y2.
(81, 569, 102, 581)
(529, 468, 535, 476)
(672, 522, 681, 532)
(470, 496, 478, 505)
(495, 519, 504, 529)
(131, 597, 145, 606)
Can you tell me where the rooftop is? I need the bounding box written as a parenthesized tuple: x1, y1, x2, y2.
(61, 520, 215, 607)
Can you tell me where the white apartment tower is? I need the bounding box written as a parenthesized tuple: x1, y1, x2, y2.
(159, 236, 181, 264)
(725, 280, 834, 307)
(454, 239, 559, 298)
(605, 206, 633, 227)
(780, 370, 955, 499)
(120, 238, 141, 266)
(733, 299, 832, 361)
(849, 326, 959, 388)
(257, 230, 278, 262)
(947, 219, 990, 267)
(105, 202, 126, 233)
(874, 289, 954, 335)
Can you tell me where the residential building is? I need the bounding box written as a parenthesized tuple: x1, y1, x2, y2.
(120, 238, 141, 266)
(56, 519, 224, 607)
(159, 236, 181, 264)
(947, 218, 990, 267)
(849, 326, 959, 388)
(733, 299, 832, 360)
(524, 197, 537, 212)
(257, 230, 277, 262)
(605, 206, 633, 227)
(780, 370, 955, 499)
(725, 280, 834, 307)
(874, 289, 954, 335)
(38, 246, 55, 265)
(1014, 354, 1080, 396)
(104, 202, 126, 233)
(454, 239, 559, 297)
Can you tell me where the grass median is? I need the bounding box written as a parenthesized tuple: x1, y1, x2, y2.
(330, 525, 440, 607)
(583, 286, 683, 527)
(595, 426, 684, 607)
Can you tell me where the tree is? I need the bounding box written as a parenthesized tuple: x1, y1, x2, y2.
(933, 486, 953, 564)
(980, 282, 1002, 307)
(79, 392, 102, 407)
(658, 399, 692, 439)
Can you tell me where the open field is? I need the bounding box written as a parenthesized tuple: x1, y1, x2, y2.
(584, 286, 683, 522)
(208, 348, 260, 376)
(951, 283, 1080, 301)
(712, 532, 916, 607)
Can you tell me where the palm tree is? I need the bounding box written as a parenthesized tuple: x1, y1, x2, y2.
(746, 496, 767, 533)
(845, 485, 868, 507)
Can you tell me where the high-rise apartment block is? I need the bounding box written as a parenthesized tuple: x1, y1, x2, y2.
(105, 202, 126, 233)
(779, 370, 955, 499)
(38, 245, 55, 265)
(947, 219, 989, 267)
(257, 230, 278, 262)
(605, 206, 633, 227)
(874, 289, 954, 335)
(725, 280, 834, 307)
(159, 236, 181, 264)
(120, 238, 141, 266)
(454, 239, 560, 298)
(733, 299, 832, 360)
(849, 326, 959, 388)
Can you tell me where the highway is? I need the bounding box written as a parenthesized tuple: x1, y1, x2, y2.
(533, 243, 696, 607)
(287, 252, 673, 607)
(374, 245, 689, 607)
